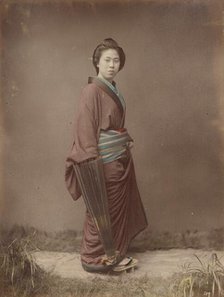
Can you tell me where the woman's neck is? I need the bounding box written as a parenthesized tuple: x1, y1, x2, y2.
(97, 74, 113, 84)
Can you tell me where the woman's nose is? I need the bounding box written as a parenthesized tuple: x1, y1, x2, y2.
(109, 61, 114, 67)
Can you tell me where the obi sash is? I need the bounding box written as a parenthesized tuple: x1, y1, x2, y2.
(98, 129, 133, 164)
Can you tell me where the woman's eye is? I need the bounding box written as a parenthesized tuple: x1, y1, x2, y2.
(104, 58, 120, 63)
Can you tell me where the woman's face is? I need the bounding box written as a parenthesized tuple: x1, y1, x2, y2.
(97, 49, 120, 82)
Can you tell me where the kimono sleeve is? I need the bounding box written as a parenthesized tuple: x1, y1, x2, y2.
(73, 85, 100, 162)
(65, 84, 100, 200)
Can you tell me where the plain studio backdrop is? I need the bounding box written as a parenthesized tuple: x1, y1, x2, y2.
(0, 0, 224, 235)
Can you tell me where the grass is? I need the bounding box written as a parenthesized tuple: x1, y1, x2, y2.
(0, 238, 173, 297)
(0, 230, 51, 297)
(171, 253, 224, 297)
(129, 228, 224, 252)
(0, 271, 177, 297)
(0, 225, 81, 253)
(0, 228, 178, 297)
(1, 225, 224, 297)
(2, 225, 224, 253)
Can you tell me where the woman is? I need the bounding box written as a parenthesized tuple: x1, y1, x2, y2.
(65, 38, 148, 273)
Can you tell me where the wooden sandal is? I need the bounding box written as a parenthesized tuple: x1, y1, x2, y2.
(112, 257, 138, 272)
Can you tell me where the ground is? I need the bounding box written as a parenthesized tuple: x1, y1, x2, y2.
(33, 248, 224, 280)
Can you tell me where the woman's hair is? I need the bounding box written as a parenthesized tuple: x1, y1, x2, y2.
(92, 38, 125, 74)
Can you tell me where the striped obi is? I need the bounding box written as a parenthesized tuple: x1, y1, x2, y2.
(98, 129, 133, 164)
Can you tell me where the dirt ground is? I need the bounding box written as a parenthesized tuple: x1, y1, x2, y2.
(33, 249, 224, 280)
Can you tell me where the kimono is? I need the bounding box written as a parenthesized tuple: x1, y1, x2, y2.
(65, 77, 148, 269)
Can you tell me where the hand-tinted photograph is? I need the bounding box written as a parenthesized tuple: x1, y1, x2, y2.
(0, 0, 224, 296)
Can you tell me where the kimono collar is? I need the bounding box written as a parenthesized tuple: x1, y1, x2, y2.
(88, 76, 125, 118)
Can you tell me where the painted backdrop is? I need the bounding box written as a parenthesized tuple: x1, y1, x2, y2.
(0, 0, 224, 234)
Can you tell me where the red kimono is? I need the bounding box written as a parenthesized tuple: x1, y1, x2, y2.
(65, 77, 148, 267)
